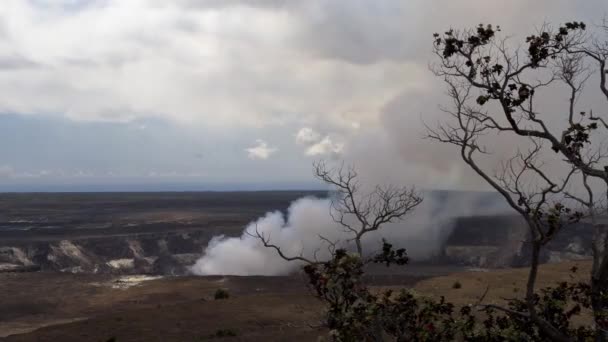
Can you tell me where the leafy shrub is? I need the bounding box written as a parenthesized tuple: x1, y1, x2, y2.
(214, 288, 230, 300)
(213, 328, 238, 338)
(303, 245, 596, 341)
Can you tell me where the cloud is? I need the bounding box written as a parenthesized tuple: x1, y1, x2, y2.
(295, 127, 321, 145)
(0, 165, 14, 178)
(245, 139, 278, 160)
(0, 1, 597, 128)
(0, 1, 606, 188)
(305, 136, 344, 157)
(0, 1, 422, 128)
(295, 127, 344, 157)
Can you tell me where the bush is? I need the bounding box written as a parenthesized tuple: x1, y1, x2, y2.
(213, 328, 238, 338)
(302, 246, 596, 341)
(452, 281, 462, 289)
(214, 288, 230, 300)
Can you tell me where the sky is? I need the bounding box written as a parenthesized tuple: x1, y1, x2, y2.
(0, 0, 605, 191)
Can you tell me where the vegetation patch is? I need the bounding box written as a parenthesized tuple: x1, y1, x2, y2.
(214, 288, 230, 300)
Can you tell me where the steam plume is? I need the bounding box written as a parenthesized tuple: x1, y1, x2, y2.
(190, 191, 509, 276)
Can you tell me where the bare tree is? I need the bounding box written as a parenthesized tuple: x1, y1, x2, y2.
(430, 21, 608, 341)
(428, 80, 580, 341)
(250, 161, 421, 341)
(314, 161, 422, 257)
(252, 161, 422, 263)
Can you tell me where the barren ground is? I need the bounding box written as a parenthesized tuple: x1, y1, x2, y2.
(0, 260, 593, 342)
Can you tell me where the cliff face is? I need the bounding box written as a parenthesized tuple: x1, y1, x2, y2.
(1, 216, 591, 274)
(0, 192, 596, 274)
(0, 228, 225, 275)
(441, 215, 594, 268)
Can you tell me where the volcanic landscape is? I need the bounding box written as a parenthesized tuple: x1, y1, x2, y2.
(0, 191, 594, 341)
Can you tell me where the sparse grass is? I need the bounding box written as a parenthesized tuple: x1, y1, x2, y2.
(414, 260, 591, 307)
(6, 261, 595, 341)
(214, 288, 230, 300)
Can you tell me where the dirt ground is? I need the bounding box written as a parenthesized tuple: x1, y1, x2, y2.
(413, 259, 591, 306)
(0, 260, 594, 342)
(0, 272, 323, 341)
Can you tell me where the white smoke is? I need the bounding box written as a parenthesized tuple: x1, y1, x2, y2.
(190, 190, 511, 276)
(191, 197, 338, 275)
(185, 4, 606, 276)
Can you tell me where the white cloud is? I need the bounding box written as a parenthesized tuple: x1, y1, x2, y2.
(245, 139, 278, 160)
(295, 127, 344, 157)
(305, 136, 343, 157)
(0, 1, 425, 128)
(0, 0, 605, 189)
(295, 127, 321, 145)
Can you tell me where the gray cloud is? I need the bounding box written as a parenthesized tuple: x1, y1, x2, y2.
(0, 1, 605, 189)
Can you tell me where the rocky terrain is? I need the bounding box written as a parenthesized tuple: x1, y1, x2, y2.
(440, 214, 595, 268)
(0, 191, 597, 341)
(0, 191, 595, 275)
(0, 191, 325, 275)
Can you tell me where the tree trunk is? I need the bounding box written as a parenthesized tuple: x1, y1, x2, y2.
(526, 241, 571, 342)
